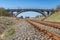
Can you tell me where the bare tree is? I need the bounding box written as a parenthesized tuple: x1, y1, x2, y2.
(25, 16, 30, 18)
(56, 5, 60, 10)
(20, 16, 23, 19)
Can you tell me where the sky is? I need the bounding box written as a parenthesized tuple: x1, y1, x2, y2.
(0, 0, 60, 18)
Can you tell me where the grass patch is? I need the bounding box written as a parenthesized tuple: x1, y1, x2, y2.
(0, 28, 15, 39)
(4, 28, 15, 36)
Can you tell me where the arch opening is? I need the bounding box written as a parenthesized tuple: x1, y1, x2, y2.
(17, 11, 44, 18)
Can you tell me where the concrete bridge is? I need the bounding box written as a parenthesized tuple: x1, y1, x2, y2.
(6, 9, 53, 17)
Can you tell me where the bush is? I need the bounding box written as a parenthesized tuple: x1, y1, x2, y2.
(0, 8, 13, 17)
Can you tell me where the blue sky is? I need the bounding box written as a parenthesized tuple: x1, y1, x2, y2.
(0, 0, 60, 18)
(0, 0, 60, 9)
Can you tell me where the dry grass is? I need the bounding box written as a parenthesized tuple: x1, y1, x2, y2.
(44, 12, 60, 22)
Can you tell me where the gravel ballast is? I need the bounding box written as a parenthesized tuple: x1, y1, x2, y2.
(3, 20, 53, 40)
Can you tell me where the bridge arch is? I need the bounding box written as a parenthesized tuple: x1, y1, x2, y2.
(6, 9, 52, 17)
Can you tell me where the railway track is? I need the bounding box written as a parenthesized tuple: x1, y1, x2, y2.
(26, 19, 60, 40)
(28, 19, 60, 36)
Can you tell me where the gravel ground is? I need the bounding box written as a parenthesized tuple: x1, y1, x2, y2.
(0, 17, 19, 34)
(3, 19, 53, 40)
